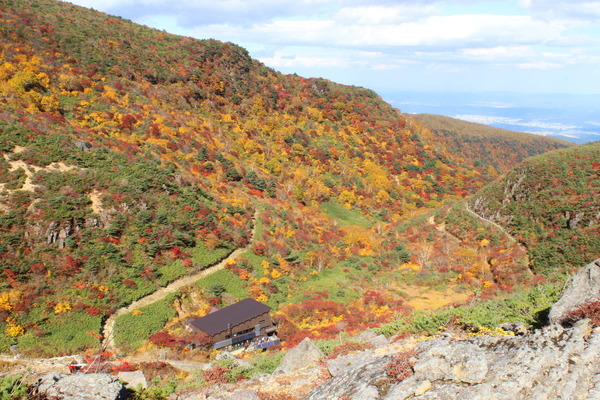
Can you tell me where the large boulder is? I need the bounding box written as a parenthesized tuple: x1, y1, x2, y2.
(117, 370, 148, 390)
(35, 372, 127, 400)
(549, 258, 600, 325)
(274, 337, 324, 374)
(302, 357, 390, 400)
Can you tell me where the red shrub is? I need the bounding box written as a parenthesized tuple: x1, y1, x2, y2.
(60, 256, 83, 277)
(30, 263, 47, 275)
(84, 307, 102, 315)
(385, 350, 418, 382)
(207, 296, 222, 307)
(112, 360, 137, 372)
(122, 279, 137, 289)
(327, 341, 373, 359)
(149, 331, 185, 348)
(203, 365, 229, 384)
(561, 301, 600, 327)
(187, 332, 213, 349)
(253, 242, 267, 255)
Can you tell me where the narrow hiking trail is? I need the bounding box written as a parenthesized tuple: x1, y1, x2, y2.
(102, 211, 259, 352)
(464, 203, 516, 243)
(464, 202, 532, 272)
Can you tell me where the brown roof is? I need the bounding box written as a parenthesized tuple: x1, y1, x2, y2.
(187, 298, 271, 336)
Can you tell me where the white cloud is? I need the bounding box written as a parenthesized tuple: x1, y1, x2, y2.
(518, 61, 564, 69)
(453, 115, 524, 125)
(259, 53, 349, 68)
(334, 4, 438, 24)
(461, 46, 534, 61)
(527, 0, 600, 22)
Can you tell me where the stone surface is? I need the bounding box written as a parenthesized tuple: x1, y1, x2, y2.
(230, 391, 260, 400)
(35, 372, 127, 400)
(302, 356, 390, 400)
(216, 351, 253, 369)
(549, 258, 600, 325)
(299, 320, 600, 400)
(117, 370, 148, 390)
(367, 334, 390, 349)
(326, 350, 374, 377)
(498, 321, 528, 335)
(385, 321, 600, 400)
(274, 337, 324, 374)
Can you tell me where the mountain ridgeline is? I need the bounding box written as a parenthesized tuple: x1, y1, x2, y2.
(0, 0, 592, 359)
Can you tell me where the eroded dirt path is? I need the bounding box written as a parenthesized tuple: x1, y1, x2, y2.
(102, 211, 259, 352)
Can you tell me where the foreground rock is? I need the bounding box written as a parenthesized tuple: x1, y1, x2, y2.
(549, 258, 600, 325)
(303, 320, 600, 400)
(35, 373, 127, 400)
(274, 337, 324, 374)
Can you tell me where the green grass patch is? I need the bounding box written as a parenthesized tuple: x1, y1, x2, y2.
(196, 269, 249, 301)
(375, 282, 563, 337)
(190, 242, 233, 269)
(321, 200, 373, 227)
(157, 260, 187, 286)
(114, 294, 177, 352)
(284, 262, 365, 306)
(114, 279, 157, 306)
(249, 350, 285, 375)
(15, 313, 102, 356)
(236, 249, 266, 269)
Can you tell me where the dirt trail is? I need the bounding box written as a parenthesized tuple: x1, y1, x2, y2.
(102, 211, 259, 352)
(464, 203, 516, 243)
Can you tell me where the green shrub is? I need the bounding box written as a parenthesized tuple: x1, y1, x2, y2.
(197, 269, 248, 300)
(375, 283, 563, 337)
(249, 351, 285, 375)
(0, 375, 27, 400)
(114, 295, 177, 352)
(16, 313, 102, 356)
(190, 243, 233, 268)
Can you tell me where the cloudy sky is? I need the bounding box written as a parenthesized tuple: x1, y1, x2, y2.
(64, 0, 600, 96)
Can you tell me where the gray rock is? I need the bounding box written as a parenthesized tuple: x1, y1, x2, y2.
(230, 391, 260, 400)
(303, 321, 600, 400)
(367, 334, 390, 349)
(117, 370, 147, 389)
(36, 372, 126, 400)
(275, 337, 324, 374)
(215, 351, 252, 369)
(326, 350, 374, 377)
(302, 356, 390, 400)
(498, 321, 528, 335)
(549, 258, 600, 325)
(353, 331, 378, 342)
(75, 140, 92, 152)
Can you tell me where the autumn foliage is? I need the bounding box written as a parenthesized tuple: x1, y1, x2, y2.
(0, 0, 590, 358)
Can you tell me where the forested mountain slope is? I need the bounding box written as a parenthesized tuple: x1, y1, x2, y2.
(470, 142, 600, 274)
(414, 114, 572, 174)
(0, 0, 576, 356)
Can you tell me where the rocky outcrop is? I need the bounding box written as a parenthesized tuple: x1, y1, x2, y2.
(549, 258, 600, 325)
(274, 337, 324, 375)
(303, 320, 600, 400)
(34, 372, 127, 400)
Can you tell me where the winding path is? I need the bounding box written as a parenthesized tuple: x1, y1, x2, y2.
(102, 211, 259, 352)
(464, 203, 516, 243)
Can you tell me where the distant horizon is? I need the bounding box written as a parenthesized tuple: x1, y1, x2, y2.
(380, 91, 600, 144)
